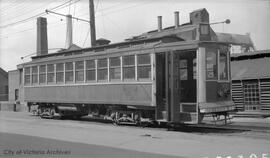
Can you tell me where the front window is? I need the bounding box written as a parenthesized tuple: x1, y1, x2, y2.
(206, 51, 217, 80)
(193, 58, 196, 80)
(179, 59, 188, 80)
(219, 48, 228, 80)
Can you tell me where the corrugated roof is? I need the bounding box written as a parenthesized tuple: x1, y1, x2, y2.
(231, 49, 270, 59)
(231, 57, 270, 80)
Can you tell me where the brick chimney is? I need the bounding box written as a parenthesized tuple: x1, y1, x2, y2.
(65, 14, 73, 49)
(174, 11, 179, 29)
(36, 17, 48, 56)
(157, 16, 162, 32)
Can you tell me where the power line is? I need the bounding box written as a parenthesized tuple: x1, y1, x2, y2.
(0, 0, 82, 29)
(1, 0, 57, 23)
(0, 20, 67, 39)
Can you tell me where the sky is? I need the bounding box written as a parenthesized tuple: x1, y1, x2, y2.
(0, 0, 270, 71)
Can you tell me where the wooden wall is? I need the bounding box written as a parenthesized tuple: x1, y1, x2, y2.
(231, 81, 244, 111)
(260, 79, 270, 110)
(231, 79, 270, 111)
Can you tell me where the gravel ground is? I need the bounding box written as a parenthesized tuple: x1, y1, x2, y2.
(1, 111, 270, 158)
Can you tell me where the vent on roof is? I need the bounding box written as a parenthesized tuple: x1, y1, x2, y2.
(96, 38, 111, 46)
(190, 8, 209, 24)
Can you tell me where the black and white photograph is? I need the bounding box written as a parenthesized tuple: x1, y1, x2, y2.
(0, 0, 270, 158)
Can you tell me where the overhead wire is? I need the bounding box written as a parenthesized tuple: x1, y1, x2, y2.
(1, 0, 153, 47)
(0, 0, 82, 29)
(1, 0, 57, 23)
(0, 0, 33, 15)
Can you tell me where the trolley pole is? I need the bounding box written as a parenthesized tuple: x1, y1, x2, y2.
(89, 0, 96, 47)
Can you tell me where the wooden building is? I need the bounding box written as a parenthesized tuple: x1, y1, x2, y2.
(231, 49, 270, 112)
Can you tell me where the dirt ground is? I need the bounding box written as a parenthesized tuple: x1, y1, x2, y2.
(0, 111, 270, 158)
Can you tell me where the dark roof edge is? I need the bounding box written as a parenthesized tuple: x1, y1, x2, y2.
(32, 35, 183, 60)
(231, 49, 270, 61)
(0, 68, 8, 78)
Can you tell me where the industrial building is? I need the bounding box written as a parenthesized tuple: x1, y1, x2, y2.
(231, 49, 270, 114)
(0, 68, 8, 101)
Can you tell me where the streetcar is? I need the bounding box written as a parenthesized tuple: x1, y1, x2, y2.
(17, 8, 244, 125)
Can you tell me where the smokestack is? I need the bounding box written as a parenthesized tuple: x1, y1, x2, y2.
(89, 0, 96, 47)
(174, 11, 179, 29)
(66, 14, 73, 49)
(158, 16, 162, 32)
(36, 17, 48, 56)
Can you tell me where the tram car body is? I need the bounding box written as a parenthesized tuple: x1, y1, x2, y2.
(18, 8, 240, 124)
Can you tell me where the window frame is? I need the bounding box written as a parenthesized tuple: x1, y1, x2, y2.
(31, 66, 38, 85)
(65, 62, 74, 83)
(218, 49, 229, 81)
(179, 59, 188, 81)
(206, 50, 218, 81)
(97, 58, 108, 82)
(56, 63, 64, 83)
(47, 64, 55, 84)
(39, 65, 46, 84)
(24, 67, 31, 85)
(137, 54, 151, 80)
(243, 81, 260, 106)
(205, 47, 230, 82)
(123, 55, 135, 81)
(86, 59, 96, 82)
(109, 57, 121, 81)
(75, 61, 84, 83)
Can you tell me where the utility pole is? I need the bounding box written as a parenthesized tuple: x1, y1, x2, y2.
(89, 0, 96, 47)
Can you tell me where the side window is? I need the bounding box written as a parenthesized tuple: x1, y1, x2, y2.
(65, 62, 74, 82)
(19, 69, 23, 85)
(47, 64, 55, 83)
(243, 82, 260, 105)
(123, 55, 135, 80)
(24, 67, 31, 85)
(56, 63, 64, 83)
(109, 57, 121, 81)
(75, 61, 84, 82)
(39, 65, 46, 84)
(86, 60, 96, 81)
(137, 54, 151, 80)
(97, 58, 108, 81)
(31, 66, 38, 84)
(179, 59, 188, 80)
(206, 51, 217, 80)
